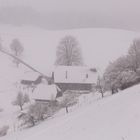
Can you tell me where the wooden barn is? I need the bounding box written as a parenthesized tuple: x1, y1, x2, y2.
(52, 66, 98, 92)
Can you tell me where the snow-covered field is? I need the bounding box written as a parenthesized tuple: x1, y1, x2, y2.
(0, 24, 139, 73)
(1, 84, 140, 140)
(0, 24, 140, 139)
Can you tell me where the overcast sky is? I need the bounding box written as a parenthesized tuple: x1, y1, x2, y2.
(0, 0, 139, 13)
(0, 0, 140, 31)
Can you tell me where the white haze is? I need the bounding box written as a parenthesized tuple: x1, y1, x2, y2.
(0, 0, 140, 30)
(0, 24, 139, 76)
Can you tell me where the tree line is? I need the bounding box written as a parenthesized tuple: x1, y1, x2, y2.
(97, 39, 140, 96)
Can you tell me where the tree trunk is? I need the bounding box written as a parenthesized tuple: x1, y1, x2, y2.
(101, 91, 104, 98)
(30, 116, 35, 126)
(111, 88, 114, 94)
(66, 106, 68, 113)
(20, 105, 23, 111)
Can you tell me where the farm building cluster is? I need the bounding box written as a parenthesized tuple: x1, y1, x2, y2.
(17, 66, 98, 103)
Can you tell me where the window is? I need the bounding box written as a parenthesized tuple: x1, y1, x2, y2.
(66, 71, 68, 79)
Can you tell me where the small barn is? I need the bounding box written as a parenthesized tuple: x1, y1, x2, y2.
(18, 71, 48, 90)
(52, 66, 98, 92)
(32, 84, 61, 103)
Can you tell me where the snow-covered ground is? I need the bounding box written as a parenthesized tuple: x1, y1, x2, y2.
(1, 84, 140, 140)
(0, 24, 139, 73)
(0, 24, 140, 139)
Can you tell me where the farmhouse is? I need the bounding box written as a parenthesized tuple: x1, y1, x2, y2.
(18, 66, 97, 103)
(52, 66, 98, 92)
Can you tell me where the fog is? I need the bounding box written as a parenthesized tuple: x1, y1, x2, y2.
(0, 0, 140, 31)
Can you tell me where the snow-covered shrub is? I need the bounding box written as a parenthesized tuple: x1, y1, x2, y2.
(104, 39, 140, 92)
(12, 91, 30, 110)
(18, 112, 36, 127)
(104, 55, 137, 93)
(18, 102, 50, 127)
(47, 100, 60, 116)
(28, 103, 49, 121)
(18, 100, 61, 128)
(59, 91, 79, 113)
(0, 125, 9, 137)
(119, 71, 138, 90)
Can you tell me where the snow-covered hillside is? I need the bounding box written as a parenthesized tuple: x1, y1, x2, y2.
(0, 24, 138, 113)
(1, 84, 140, 140)
(0, 24, 139, 74)
(0, 24, 140, 140)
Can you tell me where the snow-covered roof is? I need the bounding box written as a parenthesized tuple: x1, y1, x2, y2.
(20, 71, 40, 81)
(32, 84, 58, 101)
(54, 66, 97, 84)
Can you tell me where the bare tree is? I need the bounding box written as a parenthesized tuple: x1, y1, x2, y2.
(96, 76, 106, 98)
(12, 92, 30, 111)
(55, 35, 83, 66)
(60, 92, 78, 113)
(127, 39, 140, 72)
(10, 38, 24, 67)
